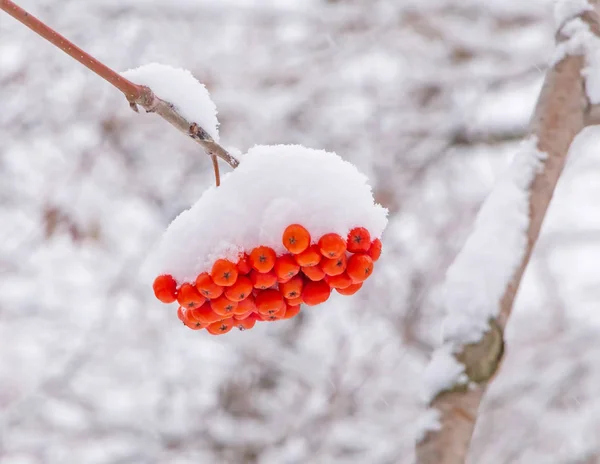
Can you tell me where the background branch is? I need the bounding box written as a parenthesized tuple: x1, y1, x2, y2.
(0, 0, 238, 172)
(415, 3, 600, 463)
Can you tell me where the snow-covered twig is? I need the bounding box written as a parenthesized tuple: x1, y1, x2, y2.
(416, 1, 600, 462)
(0, 0, 239, 175)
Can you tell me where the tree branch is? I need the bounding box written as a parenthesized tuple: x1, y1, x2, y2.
(416, 2, 600, 462)
(0, 0, 239, 173)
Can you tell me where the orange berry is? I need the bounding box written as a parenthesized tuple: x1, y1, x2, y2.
(301, 265, 326, 281)
(282, 304, 301, 319)
(211, 259, 238, 287)
(274, 254, 300, 281)
(255, 289, 285, 315)
(210, 295, 238, 316)
(294, 244, 322, 267)
(346, 254, 374, 283)
(321, 254, 347, 276)
(207, 318, 233, 335)
(250, 269, 278, 289)
(237, 254, 252, 275)
(176, 283, 206, 309)
(234, 310, 255, 320)
(265, 304, 287, 321)
(336, 282, 363, 296)
(318, 233, 346, 258)
(195, 273, 224, 299)
(224, 276, 253, 302)
(286, 295, 303, 306)
(177, 306, 186, 323)
(189, 301, 222, 324)
(234, 294, 256, 315)
(282, 224, 311, 254)
(368, 238, 382, 261)
(302, 280, 331, 306)
(280, 276, 303, 299)
(249, 312, 266, 322)
(153, 274, 177, 303)
(325, 272, 353, 289)
(234, 317, 256, 331)
(346, 227, 371, 253)
(249, 246, 276, 273)
(182, 307, 205, 330)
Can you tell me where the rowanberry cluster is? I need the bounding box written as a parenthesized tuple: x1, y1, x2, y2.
(152, 224, 382, 335)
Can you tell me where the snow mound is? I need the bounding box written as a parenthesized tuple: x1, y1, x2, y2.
(122, 63, 219, 141)
(146, 145, 388, 284)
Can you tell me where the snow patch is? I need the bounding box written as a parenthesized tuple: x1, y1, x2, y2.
(551, 9, 600, 104)
(145, 145, 388, 283)
(421, 138, 545, 403)
(553, 0, 592, 28)
(442, 137, 546, 345)
(122, 63, 220, 141)
(422, 345, 467, 404)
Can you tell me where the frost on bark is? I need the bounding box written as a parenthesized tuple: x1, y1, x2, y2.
(416, 3, 600, 463)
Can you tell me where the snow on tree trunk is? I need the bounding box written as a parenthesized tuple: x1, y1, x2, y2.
(416, 1, 600, 462)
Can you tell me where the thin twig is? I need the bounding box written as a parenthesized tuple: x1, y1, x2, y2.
(211, 155, 221, 187)
(0, 0, 239, 173)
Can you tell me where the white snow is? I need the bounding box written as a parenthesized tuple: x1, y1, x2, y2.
(121, 63, 220, 141)
(551, 3, 600, 105)
(145, 144, 388, 284)
(421, 137, 546, 405)
(421, 345, 467, 404)
(553, 0, 592, 28)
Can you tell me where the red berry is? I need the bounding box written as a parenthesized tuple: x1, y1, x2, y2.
(255, 289, 285, 315)
(189, 301, 222, 324)
(282, 304, 301, 319)
(234, 317, 256, 331)
(321, 254, 347, 276)
(249, 246, 276, 273)
(367, 238, 382, 261)
(234, 294, 256, 315)
(294, 244, 322, 267)
(250, 269, 278, 289)
(336, 282, 363, 296)
(346, 227, 371, 253)
(153, 274, 177, 303)
(346, 254, 374, 283)
(211, 259, 238, 287)
(265, 304, 287, 321)
(177, 283, 206, 309)
(302, 280, 331, 306)
(280, 276, 303, 299)
(286, 295, 303, 306)
(224, 276, 253, 302)
(195, 273, 224, 299)
(274, 254, 300, 281)
(325, 272, 353, 289)
(210, 295, 238, 316)
(237, 254, 252, 275)
(301, 265, 326, 281)
(207, 318, 233, 335)
(282, 224, 311, 254)
(318, 233, 346, 258)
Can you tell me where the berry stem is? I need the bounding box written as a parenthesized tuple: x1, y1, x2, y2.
(0, 0, 239, 170)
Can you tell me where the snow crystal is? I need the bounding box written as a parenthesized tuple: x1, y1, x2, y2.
(145, 144, 388, 283)
(421, 345, 467, 404)
(122, 63, 220, 141)
(421, 138, 545, 403)
(553, 0, 592, 28)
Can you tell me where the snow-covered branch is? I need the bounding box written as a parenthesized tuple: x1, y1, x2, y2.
(0, 0, 238, 172)
(416, 1, 600, 462)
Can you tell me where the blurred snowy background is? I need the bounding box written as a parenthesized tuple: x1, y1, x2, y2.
(2, 0, 600, 463)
